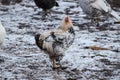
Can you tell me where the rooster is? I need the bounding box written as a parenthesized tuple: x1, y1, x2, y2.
(0, 21, 6, 47)
(33, 0, 59, 17)
(35, 15, 75, 70)
(79, 0, 120, 26)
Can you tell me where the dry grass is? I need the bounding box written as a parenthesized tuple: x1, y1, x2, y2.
(84, 46, 110, 50)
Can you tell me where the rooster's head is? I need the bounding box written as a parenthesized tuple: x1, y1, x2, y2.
(60, 15, 73, 31)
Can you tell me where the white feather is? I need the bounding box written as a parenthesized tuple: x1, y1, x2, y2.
(91, 0, 110, 12)
(0, 21, 6, 46)
(110, 10, 120, 21)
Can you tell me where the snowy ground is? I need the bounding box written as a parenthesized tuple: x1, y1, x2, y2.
(0, 0, 120, 80)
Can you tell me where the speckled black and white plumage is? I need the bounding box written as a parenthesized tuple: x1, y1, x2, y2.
(79, 0, 120, 22)
(35, 15, 75, 69)
(48, 27, 75, 59)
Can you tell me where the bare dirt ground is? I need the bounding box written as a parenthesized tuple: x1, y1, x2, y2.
(0, 0, 120, 80)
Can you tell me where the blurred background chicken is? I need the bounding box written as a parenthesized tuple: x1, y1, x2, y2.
(0, 21, 6, 47)
(33, 0, 59, 18)
(106, 0, 120, 7)
(79, 0, 120, 26)
(35, 15, 75, 70)
(0, 0, 22, 5)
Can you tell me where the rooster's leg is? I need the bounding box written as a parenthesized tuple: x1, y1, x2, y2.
(95, 18, 100, 27)
(41, 10, 50, 20)
(52, 57, 57, 70)
(91, 17, 100, 27)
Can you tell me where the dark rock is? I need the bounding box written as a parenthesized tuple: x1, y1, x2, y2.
(0, 58, 4, 63)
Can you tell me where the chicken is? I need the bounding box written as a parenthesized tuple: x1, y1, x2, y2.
(79, 0, 120, 26)
(0, 21, 6, 47)
(0, 0, 11, 5)
(33, 0, 59, 17)
(35, 15, 75, 70)
(0, 0, 22, 5)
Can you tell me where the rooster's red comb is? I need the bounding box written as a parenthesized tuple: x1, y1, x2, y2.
(65, 16, 69, 23)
